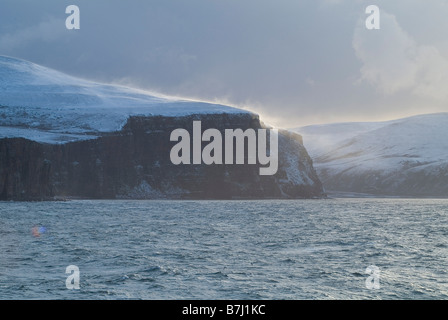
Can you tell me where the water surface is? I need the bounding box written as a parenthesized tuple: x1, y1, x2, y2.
(0, 199, 447, 299)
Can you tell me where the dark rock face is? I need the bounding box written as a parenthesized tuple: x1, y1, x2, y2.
(0, 113, 324, 200)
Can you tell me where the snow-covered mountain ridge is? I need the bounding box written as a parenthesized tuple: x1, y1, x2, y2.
(294, 113, 448, 197)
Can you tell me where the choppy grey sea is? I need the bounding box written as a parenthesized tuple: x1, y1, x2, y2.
(0, 199, 447, 300)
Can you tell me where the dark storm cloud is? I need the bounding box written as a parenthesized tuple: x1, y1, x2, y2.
(1, 0, 447, 127)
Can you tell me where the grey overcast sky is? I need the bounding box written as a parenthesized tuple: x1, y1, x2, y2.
(1, 0, 448, 127)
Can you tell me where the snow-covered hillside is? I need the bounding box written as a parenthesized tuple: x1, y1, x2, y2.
(0, 55, 248, 143)
(294, 114, 448, 197)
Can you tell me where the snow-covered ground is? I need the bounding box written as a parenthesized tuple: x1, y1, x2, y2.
(0, 55, 249, 144)
(294, 113, 448, 195)
(295, 113, 448, 173)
